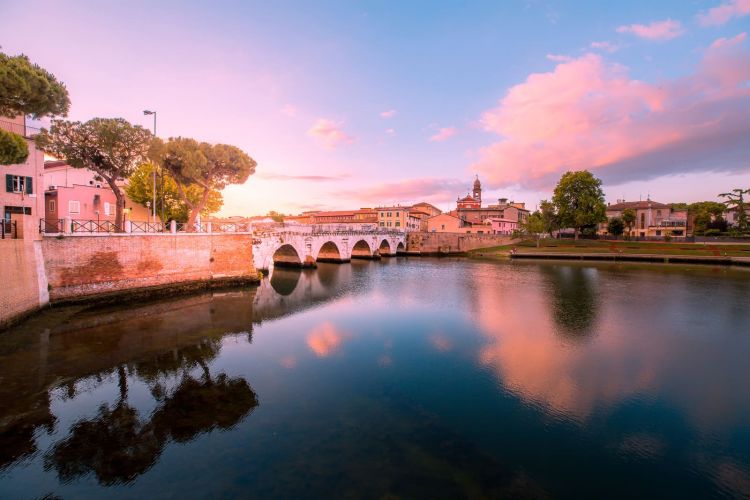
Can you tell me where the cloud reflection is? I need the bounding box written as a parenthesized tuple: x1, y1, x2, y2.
(307, 322, 347, 357)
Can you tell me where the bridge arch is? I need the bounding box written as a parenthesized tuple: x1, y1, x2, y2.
(272, 244, 303, 267)
(378, 239, 393, 257)
(316, 241, 348, 263)
(396, 242, 405, 254)
(351, 239, 375, 259)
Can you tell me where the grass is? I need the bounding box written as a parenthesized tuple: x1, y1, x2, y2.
(469, 239, 750, 258)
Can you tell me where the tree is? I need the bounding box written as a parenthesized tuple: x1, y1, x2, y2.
(719, 188, 750, 232)
(126, 163, 223, 223)
(689, 201, 727, 234)
(267, 211, 285, 223)
(0, 51, 70, 165)
(0, 52, 70, 119)
(552, 170, 606, 240)
(154, 138, 255, 230)
(539, 199, 557, 237)
(0, 128, 28, 164)
(36, 118, 153, 231)
(607, 217, 625, 238)
(522, 211, 547, 247)
(622, 208, 636, 237)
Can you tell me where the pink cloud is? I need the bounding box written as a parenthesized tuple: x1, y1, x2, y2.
(698, 0, 750, 26)
(473, 38, 750, 189)
(616, 19, 684, 40)
(280, 104, 297, 117)
(711, 31, 748, 48)
(429, 126, 457, 142)
(589, 41, 621, 53)
(546, 54, 572, 62)
(380, 109, 397, 118)
(338, 177, 465, 205)
(307, 118, 354, 149)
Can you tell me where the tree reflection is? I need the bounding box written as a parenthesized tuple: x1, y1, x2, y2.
(541, 265, 599, 340)
(44, 344, 258, 485)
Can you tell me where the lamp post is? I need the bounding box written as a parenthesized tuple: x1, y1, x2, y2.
(143, 110, 157, 225)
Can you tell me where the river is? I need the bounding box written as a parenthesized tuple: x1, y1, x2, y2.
(1, 258, 749, 498)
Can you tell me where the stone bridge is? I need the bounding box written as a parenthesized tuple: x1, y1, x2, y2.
(252, 229, 406, 271)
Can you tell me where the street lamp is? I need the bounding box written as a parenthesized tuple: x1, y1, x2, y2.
(143, 110, 157, 224)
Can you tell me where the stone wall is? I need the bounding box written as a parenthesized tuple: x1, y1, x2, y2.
(0, 216, 49, 328)
(43, 234, 258, 303)
(406, 232, 517, 254)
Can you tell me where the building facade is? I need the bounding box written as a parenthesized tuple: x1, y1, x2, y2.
(602, 200, 689, 237)
(1, 116, 44, 227)
(452, 176, 530, 227)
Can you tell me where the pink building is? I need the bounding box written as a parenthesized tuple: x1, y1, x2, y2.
(43, 161, 155, 225)
(489, 218, 518, 235)
(1, 116, 44, 228)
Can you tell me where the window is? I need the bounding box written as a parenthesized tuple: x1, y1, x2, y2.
(380, 212, 384, 218)
(387, 212, 392, 217)
(5, 175, 33, 194)
(395, 221, 400, 227)
(656, 210, 662, 216)
(379, 222, 384, 227)
(4, 206, 32, 219)
(69, 200, 80, 214)
(441, 224, 445, 230)
(387, 222, 392, 227)
(640, 213, 645, 228)
(49, 200, 56, 212)
(396, 212, 400, 217)
(104, 202, 111, 216)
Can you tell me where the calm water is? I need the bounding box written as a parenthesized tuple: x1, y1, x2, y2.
(1, 258, 750, 499)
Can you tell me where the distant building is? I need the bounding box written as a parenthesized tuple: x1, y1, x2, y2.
(726, 206, 750, 227)
(427, 213, 464, 233)
(1, 116, 44, 226)
(602, 199, 689, 237)
(307, 209, 379, 231)
(376, 206, 423, 232)
(452, 176, 530, 227)
(411, 202, 442, 218)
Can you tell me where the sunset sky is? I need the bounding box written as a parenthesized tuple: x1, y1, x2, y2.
(2, 0, 749, 215)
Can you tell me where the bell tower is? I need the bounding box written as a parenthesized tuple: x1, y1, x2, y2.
(472, 175, 482, 204)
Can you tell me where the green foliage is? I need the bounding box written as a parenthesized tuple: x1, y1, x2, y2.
(126, 163, 223, 223)
(622, 208, 636, 234)
(607, 217, 625, 237)
(0, 128, 28, 165)
(522, 211, 547, 247)
(552, 170, 606, 239)
(267, 211, 285, 223)
(152, 137, 256, 228)
(538, 199, 557, 236)
(719, 188, 750, 232)
(0, 51, 70, 119)
(36, 118, 152, 231)
(704, 229, 721, 237)
(689, 200, 729, 234)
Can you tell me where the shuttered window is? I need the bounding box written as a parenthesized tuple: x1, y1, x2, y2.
(4, 175, 33, 194)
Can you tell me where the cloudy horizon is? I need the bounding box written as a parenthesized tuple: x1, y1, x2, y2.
(2, 0, 749, 215)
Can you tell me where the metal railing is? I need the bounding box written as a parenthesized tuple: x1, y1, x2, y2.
(214, 222, 252, 233)
(72, 219, 120, 233)
(130, 221, 164, 233)
(1, 220, 18, 239)
(39, 219, 64, 234)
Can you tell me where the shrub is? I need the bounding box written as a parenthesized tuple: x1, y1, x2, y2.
(704, 229, 721, 237)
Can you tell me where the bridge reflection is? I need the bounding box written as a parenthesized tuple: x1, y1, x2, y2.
(0, 262, 362, 480)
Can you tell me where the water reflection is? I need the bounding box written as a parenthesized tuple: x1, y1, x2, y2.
(540, 265, 599, 339)
(0, 263, 362, 484)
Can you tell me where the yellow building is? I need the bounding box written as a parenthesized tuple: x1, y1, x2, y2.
(376, 206, 422, 231)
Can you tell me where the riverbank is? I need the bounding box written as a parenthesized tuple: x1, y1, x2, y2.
(469, 239, 750, 267)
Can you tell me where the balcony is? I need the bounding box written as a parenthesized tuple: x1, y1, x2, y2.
(0, 119, 41, 138)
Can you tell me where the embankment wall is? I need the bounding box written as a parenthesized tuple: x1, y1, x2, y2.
(406, 232, 517, 254)
(42, 234, 258, 303)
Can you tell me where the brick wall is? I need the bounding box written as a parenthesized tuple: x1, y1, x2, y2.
(406, 232, 518, 254)
(0, 239, 47, 327)
(43, 234, 258, 303)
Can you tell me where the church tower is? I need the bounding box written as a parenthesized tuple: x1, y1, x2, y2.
(472, 175, 482, 204)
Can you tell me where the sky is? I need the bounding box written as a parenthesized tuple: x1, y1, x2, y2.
(2, 0, 750, 215)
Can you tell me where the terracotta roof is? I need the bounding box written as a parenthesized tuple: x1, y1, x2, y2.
(607, 200, 671, 211)
(44, 160, 69, 169)
(457, 195, 477, 202)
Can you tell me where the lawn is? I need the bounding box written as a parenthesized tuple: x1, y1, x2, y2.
(469, 239, 750, 258)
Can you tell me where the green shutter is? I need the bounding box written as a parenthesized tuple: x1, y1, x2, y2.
(26, 176, 33, 194)
(5, 174, 12, 193)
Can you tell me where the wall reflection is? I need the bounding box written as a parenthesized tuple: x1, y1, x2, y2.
(0, 264, 359, 482)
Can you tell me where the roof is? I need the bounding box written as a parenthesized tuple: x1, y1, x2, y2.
(44, 160, 70, 169)
(607, 200, 670, 211)
(427, 212, 460, 221)
(312, 209, 376, 216)
(413, 202, 440, 210)
(457, 195, 478, 202)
